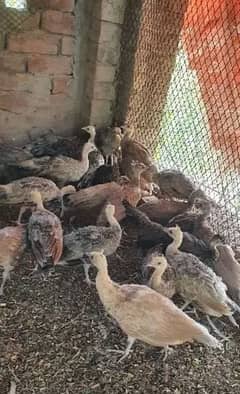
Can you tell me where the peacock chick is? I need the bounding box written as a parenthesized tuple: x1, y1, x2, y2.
(138, 198, 190, 225)
(169, 198, 216, 243)
(210, 238, 240, 303)
(0, 224, 26, 295)
(28, 191, 63, 271)
(57, 203, 122, 285)
(0, 176, 74, 222)
(17, 141, 97, 188)
(88, 251, 220, 362)
(119, 161, 149, 207)
(77, 151, 105, 189)
(120, 130, 157, 192)
(123, 202, 213, 260)
(0, 140, 33, 166)
(145, 254, 176, 299)
(59, 182, 125, 226)
(153, 170, 211, 204)
(95, 126, 123, 166)
(28, 126, 96, 159)
(165, 225, 240, 330)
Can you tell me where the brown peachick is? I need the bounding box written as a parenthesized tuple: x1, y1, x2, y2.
(28, 191, 63, 270)
(0, 224, 26, 295)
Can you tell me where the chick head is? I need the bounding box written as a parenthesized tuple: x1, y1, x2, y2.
(147, 254, 168, 268)
(88, 250, 107, 270)
(85, 141, 97, 154)
(166, 225, 182, 239)
(81, 125, 96, 140)
(193, 197, 212, 214)
(130, 160, 147, 173)
(105, 203, 115, 217)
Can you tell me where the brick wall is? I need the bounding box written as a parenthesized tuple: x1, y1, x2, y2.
(82, 0, 127, 126)
(0, 0, 127, 143)
(0, 0, 80, 142)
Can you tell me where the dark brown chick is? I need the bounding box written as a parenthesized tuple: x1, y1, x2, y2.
(210, 239, 240, 303)
(0, 140, 33, 166)
(29, 126, 96, 160)
(120, 127, 157, 191)
(61, 182, 125, 226)
(153, 170, 209, 203)
(169, 198, 216, 242)
(95, 126, 122, 165)
(0, 224, 26, 295)
(88, 162, 121, 187)
(138, 199, 189, 225)
(119, 161, 149, 206)
(28, 191, 63, 270)
(123, 202, 214, 260)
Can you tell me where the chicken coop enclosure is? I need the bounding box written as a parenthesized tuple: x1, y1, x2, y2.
(115, 0, 240, 248)
(0, 0, 240, 247)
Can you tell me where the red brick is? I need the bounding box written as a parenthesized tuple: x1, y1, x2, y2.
(0, 72, 51, 95)
(32, 0, 75, 11)
(21, 12, 41, 30)
(0, 92, 33, 114)
(0, 52, 26, 72)
(61, 37, 75, 55)
(28, 55, 72, 75)
(42, 10, 75, 35)
(8, 30, 60, 55)
(52, 77, 73, 94)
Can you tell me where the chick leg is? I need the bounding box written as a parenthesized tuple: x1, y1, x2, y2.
(162, 346, 174, 362)
(17, 206, 29, 224)
(118, 337, 136, 362)
(206, 316, 228, 340)
(181, 301, 191, 311)
(83, 262, 95, 286)
(228, 314, 239, 328)
(0, 266, 12, 296)
(106, 336, 136, 362)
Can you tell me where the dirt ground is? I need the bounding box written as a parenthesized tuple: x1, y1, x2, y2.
(1, 218, 240, 394)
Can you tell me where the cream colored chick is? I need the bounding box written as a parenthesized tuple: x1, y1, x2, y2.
(88, 251, 220, 362)
(211, 240, 240, 303)
(28, 191, 63, 271)
(0, 224, 26, 295)
(165, 225, 240, 331)
(146, 255, 176, 299)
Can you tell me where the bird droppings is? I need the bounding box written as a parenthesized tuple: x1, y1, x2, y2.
(0, 220, 240, 394)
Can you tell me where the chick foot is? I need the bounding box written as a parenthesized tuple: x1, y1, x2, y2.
(162, 346, 175, 362)
(107, 337, 136, 362)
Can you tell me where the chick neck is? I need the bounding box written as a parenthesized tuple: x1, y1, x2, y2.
(81, 143, 94, 163)
(149, 261, 167, 289)
(105, 207, 120, 228)
(32, 193, 44, 210)
(95, 262, 118, 305)
(166, 231, 183, 254)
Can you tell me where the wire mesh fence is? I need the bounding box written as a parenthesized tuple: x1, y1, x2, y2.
(0, 0, 38, 33)
(115, 0, 240, 248)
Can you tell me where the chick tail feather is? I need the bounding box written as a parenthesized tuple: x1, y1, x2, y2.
(194, 325, 221, 348)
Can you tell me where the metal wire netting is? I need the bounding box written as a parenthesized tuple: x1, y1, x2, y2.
(115, 0, 240, 248)
(0, 0, 38, 33)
